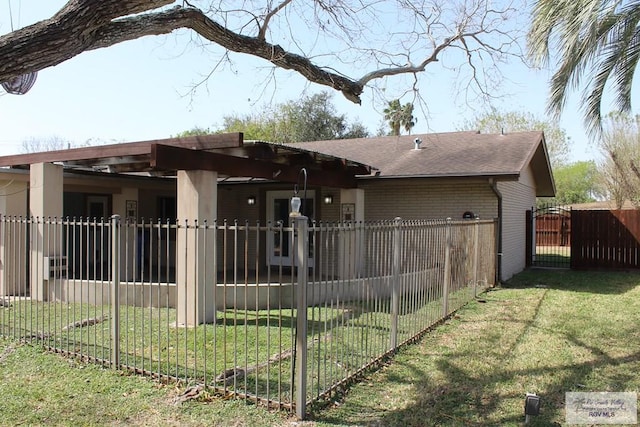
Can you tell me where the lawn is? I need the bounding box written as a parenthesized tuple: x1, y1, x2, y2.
(533, 245, 571, 267)
(1, 269, 640, 426)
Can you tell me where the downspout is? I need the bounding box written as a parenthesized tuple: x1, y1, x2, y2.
(489, 178, 503, 284)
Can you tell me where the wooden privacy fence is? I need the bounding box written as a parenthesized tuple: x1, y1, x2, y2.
(571, 210, 640, 269)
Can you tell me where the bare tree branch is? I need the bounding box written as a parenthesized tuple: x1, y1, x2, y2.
(0, 0, 523, 106)
(258, 0, 292, 40)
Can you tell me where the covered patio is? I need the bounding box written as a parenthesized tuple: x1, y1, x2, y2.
(0, 133, 373, 325)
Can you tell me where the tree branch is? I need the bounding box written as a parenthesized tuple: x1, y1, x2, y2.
(356, 36, 456, 86)
(0, 0, 173, 82)
(0, 0, 521, 106)
(89, 7, 365, 103)
(258, 0, 292, 40)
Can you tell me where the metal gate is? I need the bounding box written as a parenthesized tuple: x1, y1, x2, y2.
(526, 205, 571, 268)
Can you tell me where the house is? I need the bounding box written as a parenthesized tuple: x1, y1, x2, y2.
(290, 131, 555, 281)
(0, 130, 553, 323)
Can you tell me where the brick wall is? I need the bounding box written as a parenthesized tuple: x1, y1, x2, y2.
(359, 178, 498, 221)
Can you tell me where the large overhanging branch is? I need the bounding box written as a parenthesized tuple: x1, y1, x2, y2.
(0, 0, 173, 84)
(0, 0, 509, 104)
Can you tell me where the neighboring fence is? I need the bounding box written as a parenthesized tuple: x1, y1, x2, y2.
(0, 216, 496, 419)
(526, 205, 571, 268)
(571, 209, 640, 269)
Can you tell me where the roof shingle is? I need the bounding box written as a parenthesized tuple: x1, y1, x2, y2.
(290, 130, 547, 179)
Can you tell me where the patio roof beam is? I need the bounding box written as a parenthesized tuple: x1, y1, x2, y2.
(0, 133, 244, 168)
(151, 143, 360, 188)
(63, 154, 152, 170)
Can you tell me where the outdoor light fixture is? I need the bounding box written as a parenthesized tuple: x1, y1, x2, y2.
(290, 196, 301, 216)
(324, 195, 333, 205)
(247, 196, 256, 206)
(524, 393, 541, 424)
(290, 168, 307, 217)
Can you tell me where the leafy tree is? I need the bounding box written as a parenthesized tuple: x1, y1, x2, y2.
(540, 161, 601, 206)
(217, 116, 275, 141)
(342, 122, 370, 140)
(528, 0, 640, 135)
(273, 92, 368, 142)
(172, 127, 212, 138)
(0, 1, 523, 108)
(383, 100, 416, 136)
(179, 91, 370, 142)
(459, 108, 570, 169)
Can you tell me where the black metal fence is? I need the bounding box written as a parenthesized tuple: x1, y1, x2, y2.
(526, 205, 571, 268)
(0, 216, 497, 419)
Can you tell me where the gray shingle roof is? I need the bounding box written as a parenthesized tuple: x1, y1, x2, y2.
(291, 131, 537, 177)
(289, 130, 554, 196)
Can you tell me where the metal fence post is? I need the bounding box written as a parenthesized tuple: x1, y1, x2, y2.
(390, 217, 402, 350)
(294, 215, 309, 420)
(472, 219, 479, 297)
(442, 218, 452, 317)
(110, 214, 121, 369)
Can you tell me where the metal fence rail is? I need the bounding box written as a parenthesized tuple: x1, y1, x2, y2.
(0, 216, 496, 419)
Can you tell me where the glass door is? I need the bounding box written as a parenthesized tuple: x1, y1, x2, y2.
(86, 195, 110, 278)
(266, 190, 314, 267)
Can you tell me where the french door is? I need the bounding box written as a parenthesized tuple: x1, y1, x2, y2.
(266, 190, 314, 267)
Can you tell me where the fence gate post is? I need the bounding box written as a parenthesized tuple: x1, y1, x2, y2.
(294, 215, 309, 420)
(390, 217, 402, 350)
(442, 219, 452, 317)
(472, 219, 479, 298)
(110, 214, 121, 369)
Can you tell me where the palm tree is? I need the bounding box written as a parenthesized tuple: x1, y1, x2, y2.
(383, 99, 402, 136)
(383, 99, 416, 136)
(528, 0, 640, 136)
(401, 102, 416, 134)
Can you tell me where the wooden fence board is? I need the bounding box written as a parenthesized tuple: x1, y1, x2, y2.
(571, 210, 640, 269)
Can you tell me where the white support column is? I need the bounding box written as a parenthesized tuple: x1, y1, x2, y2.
(30, 163, 63, 301)
(338, 188, 365, 279)
(176, 170, 218, 326)
(0, 179, 28, 296)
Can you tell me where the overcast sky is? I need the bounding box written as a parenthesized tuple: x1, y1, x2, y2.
(0, 1, 616, 162)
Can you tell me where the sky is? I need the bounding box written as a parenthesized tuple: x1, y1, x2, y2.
(0, 1, 616, 163)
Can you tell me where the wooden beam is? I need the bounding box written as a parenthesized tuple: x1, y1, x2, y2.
(0, 133, 244, 167)
(151, 144, 359, 188)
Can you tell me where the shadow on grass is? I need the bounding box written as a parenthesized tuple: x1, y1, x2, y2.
(308, 278, 640, 426)
(503, 268, 640, 295)
(314, 334, 640, 426)
(532, 253, 570, 268)
(388, 348, 640, 426)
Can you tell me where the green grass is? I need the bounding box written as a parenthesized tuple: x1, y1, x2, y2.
(0, 284, 473, 407)
(533, 245, 571, 267)
(308, 269, 640, 426)
(2, 269, 639, 426)
(0, 337, 288, 426)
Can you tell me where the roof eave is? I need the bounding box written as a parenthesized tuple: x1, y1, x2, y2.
(357, 172, 521, 180)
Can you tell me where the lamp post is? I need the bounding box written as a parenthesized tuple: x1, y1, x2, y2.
(291, 167, 308, 420)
